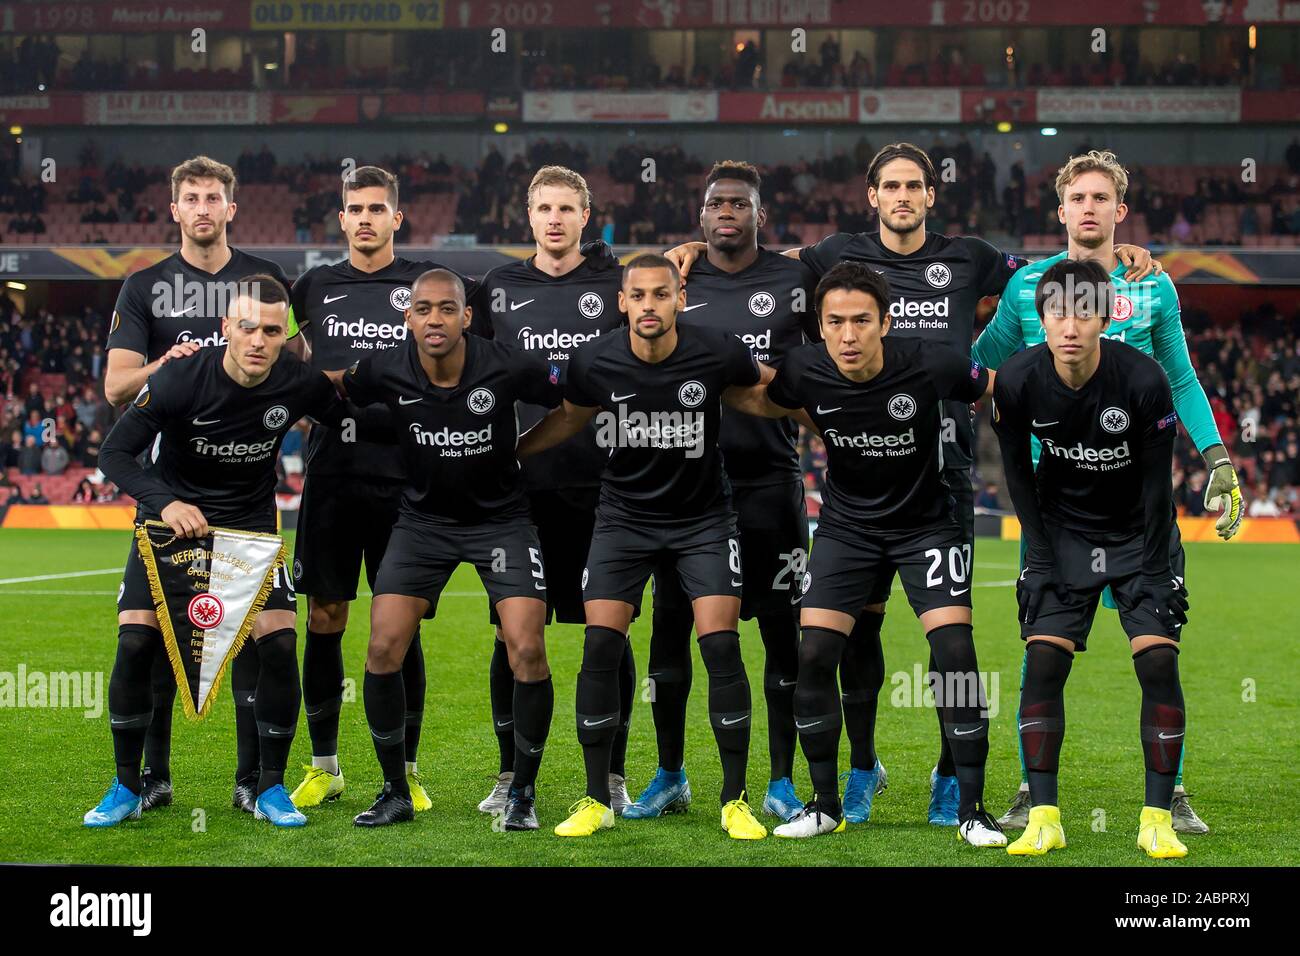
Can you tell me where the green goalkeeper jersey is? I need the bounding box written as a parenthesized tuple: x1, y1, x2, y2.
(972, 249, 1222, 464)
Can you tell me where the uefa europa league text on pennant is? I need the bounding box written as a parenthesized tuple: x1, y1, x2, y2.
(134, 520, 287, 719)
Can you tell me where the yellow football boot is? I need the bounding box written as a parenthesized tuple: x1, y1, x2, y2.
(407, 769, 432, 812)
(290, 765, 345, 807)
(721, 793, 768, 840)
(1138, 806, 1188, 859)
(554, 796, 615, 837)
(1007, 805, 1067, 856)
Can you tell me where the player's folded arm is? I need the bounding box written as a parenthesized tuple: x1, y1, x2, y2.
(990, 381, 1054, 572)
(308, 371, 398, 443)
(721, 381, 788, 419)
(98, 384, 183, 518)
(516, 399, 597, 458)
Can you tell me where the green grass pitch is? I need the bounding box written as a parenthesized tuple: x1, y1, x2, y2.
(0, 528, 1294, 867)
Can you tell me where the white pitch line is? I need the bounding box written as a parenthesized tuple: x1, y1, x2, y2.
(0, 588, 491, 598)
(0, 589, 119, 596)
(0, 568, 123, 585)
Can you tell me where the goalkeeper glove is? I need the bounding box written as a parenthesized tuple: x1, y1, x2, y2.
(1202, 443, 1244, 540)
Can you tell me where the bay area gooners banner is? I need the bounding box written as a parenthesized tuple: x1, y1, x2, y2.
(134, 521, 286, 719)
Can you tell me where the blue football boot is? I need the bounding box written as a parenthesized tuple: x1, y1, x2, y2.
(842, 759, 889, 823)
(762, 777, 803, 822)
(928, 767, 960, 826)
(253, 784, 308, 828)
(84, 777, 143, 828)
(621, 767, 691, 818)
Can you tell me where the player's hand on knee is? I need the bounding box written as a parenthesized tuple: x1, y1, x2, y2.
(1141, 574, 1189, 629)
(1016, 566, 1061, 626)
(161, 500, 208, 539)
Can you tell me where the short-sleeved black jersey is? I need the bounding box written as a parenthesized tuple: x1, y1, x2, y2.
(468, 256, 625, 491)
(291, 256, 477, 481)
(344, 334, 562, 526)
(991, 339, 1178, 533)
(678, 249, 819, 487)
(107, 248, 292, 361)
(799, 231, 1025, 470)
(564, 323, 760, 523)
(99, 348, 338, 533)
(769, 336, 988, 530)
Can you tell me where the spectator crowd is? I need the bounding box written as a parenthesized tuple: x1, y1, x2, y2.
(0, 29, 1265, 97)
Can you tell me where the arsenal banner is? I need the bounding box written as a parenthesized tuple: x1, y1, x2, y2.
(134, 521, 285, 719)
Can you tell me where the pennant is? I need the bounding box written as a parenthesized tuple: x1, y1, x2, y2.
(134, 521, 285, 719)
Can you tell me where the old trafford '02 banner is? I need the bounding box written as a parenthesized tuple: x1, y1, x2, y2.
(134, 521, 285, 719)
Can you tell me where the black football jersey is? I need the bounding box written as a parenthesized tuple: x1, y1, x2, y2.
(99, 348, 338, 533)
(343, 334, 562, 526)
(800, 231, 1025, 470)
(565, 323, 760, 523)
(677, 249, 820, 487)
(991, 339, 1178, 533)
(107, 248, 292, 361)
(468, 256, 625, 491)
(291, 256, 478, 481)
(769, 336, 988, 530)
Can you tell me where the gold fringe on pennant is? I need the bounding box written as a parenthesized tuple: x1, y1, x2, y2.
(135, 521, 284, 721)
(135, 521, 195, 717)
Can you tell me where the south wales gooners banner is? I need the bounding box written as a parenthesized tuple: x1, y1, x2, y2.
(134, 521, 286, 719)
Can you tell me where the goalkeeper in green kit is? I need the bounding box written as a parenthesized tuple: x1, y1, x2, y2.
(973, 150, 1244, 835)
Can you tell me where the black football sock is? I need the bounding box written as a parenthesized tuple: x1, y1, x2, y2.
(610, 639, 636, 778)
(926, 623, 989, 820)
(698, 629, 751, 804)
(931, 647, 957, 777)
(364, 669, 408, 796)
(794, 626, 846, 814)
(840, 610, 885, 771)
(402, 629, 425, 764)
(489, 637, 515, 774)
(109, 624, 161, 795)
(1019, 640, 1073, 807)
(1134, 645, 1184, 810)
(254, 629, 301, 795)
(576, 626, 626, 805)
(511, 675, 554, 790)
(302, 628, 344, 758)
(648, 598, 693, 773)
(143, 649, 174, 782)
(758, 608, 799, 782)
(231, 640, 261, 784)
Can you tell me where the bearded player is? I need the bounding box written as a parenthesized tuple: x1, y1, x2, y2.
(667, 144, 1158, 825)
(104, 156, 295, 815)
(88, 276, 352, 828)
